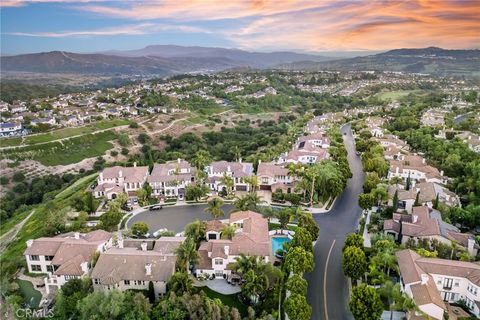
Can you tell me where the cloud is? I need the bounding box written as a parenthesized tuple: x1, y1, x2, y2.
(1, 0, 106, 7)
(5, 23, 210, 38)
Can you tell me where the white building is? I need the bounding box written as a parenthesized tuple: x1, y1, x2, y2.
(147, 159, 196, 200)
(397, 249, 480, 319)
(205, 161, 254, 192)
(24, 230, 112, 294)
(94, 164, 150, 199)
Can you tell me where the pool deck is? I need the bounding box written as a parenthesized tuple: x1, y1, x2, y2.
(193, 279, 241, 295)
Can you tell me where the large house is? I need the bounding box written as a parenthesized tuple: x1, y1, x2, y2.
(147, 159, 196, 200)
(384, 206, 478, 256)
(0, 122, 22, 134)
(388, 181, 460, 214)
(91, 237, 185, 298)
(397, 249, 480, 319)
(94, 164, 149, 199)
(24, 230, 113, 294)
(195, 211, 271, 279)
(257, 162, 295, 193)
(387, 154, 447, 185)
(205, 161, 254, 192)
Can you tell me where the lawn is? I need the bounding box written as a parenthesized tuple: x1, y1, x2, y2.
(0, 137, 22, 147)
(55, 173, 97, 199)
(198, 286, 248, 316)
(24, 119, 130, 145)
(0, 207, 32, 237)
(374, 90, 422, 101)
(16, 279, 42, 308)
(1, 131, 117, 166)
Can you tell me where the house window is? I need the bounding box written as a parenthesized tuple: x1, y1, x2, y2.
(454, 279, 460, 287)
(214, 259, 223, 265)
(94, 279, 100, 285)
(443, 278, 453, 290)
(46, 265, 54, 272)
(124, 280, 130, 285)
(45, 256, 54, 261)
(65, 275, 77, 280)
(215, 271, 223, 277)
(30, 255, 40, 261)
(31, 265, 41, 272)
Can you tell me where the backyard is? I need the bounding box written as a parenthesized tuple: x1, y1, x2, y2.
(197, 286, 248, 317)
(16, 279, 42, 308)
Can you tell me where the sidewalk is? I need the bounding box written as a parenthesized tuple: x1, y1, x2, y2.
(362, 208, 373, 248)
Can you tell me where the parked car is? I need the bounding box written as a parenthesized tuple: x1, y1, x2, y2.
(150, 205, 163, 211)
(122, 204, 133, 211)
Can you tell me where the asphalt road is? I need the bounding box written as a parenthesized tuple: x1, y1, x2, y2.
(127, 204, 234, 233)
(305, 124, 365, 320)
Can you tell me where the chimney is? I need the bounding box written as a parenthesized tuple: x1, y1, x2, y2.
(413, 215, 418, 224)
(224, 245, 230, 256)
(177, 158, 181, 163)
(145, 263, 152, 276)
(227, 165, 231, 172)
(74, 232, 80, 240)
(467, 237, 475, 256)
(99, 172, 104, 182)
(421, 274, 429, 285)
(440, 170, 444, 176)
(80, 261, 89, 274)
(26, 239, 33, 247)
(118, 238, 124, 249)
(422, 158, 426, 164)
(133, 162, 137, 167)
(239, 157, 242, 163)
(141, 242, 148, 251)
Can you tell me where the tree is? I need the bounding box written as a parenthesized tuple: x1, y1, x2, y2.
(298, 212, 319, 240)
(406, 173, 411, 190)
(284, 293, 312, 320)
(364, 172, 380, 193)
(184, 220, 206, 246)
(371, 184, 388, 206)
(12, 172, 25, 183)
(148, 281, 155, 304)
(343, 233, 364, 251)
(204, 197, 224, 219)
(185, 184, 208, 202)
(232, 192, 264, 211)
(349, 284, 383, 320)
(85, 191, 96, 214)
(291, 227, 313, 252)
(286, 274, 308, 296)
(343, 246, 367, 281)
(220, 224, 236, 240)
(241, 269, 268, 304)
(220, 174, 235, 196)
(275, 208, 292, 233)
(55, 278, 92, 319)
(131, 221, 149, 238)
(167, 272, 193, 296)
(392, 190, 399, 212)
(175, 237, 199, 273)
(433, 193, 440, 209)
(136, 188, 149, 207)
(414, 191, 421, 206)
(358, 193, 375, 211)
(191, 150, 212, 171)
(285, 246, 314, 274)
(242, 175, 259, 192)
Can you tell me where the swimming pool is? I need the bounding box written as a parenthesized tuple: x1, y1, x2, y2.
(271, 237, 291, 255)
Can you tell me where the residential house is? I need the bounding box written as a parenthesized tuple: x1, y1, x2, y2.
(91, 237, 185, 298)
(24, 230, 113, 294)
(397, 249, 480, 319)
(387, 154, 447, 185)
(384, 206, 478, 256)
(31, 117, 57, 126)
(205, 161, 254, 192)
(195, 211, 271, 278)
(94, 163, 149, 199)
(148, 159, 196, 200)
(257, 162, 295, 193)
(0, 122, 22, 133)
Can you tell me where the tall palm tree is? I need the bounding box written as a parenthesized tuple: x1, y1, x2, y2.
(175, 237, 199, 273)
(184, 220, 207, 246)
(220, 174, 235, 196)
(242, 269, 268, 304)
(243, 175, 259, 192)
(234, 253, 258, 275)
(232, 192, 264, 212)
(191, 150, 212, 171)
(220, 224, 237, 240)
(276, 208, 292, 233)
(204, 197, 225, 219)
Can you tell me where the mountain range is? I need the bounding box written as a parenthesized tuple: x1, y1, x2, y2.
(1, 46, 478, 77)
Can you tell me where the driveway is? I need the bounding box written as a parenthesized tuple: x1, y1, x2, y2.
(127, 204, 234, 233)
(305, 124, 365, 320)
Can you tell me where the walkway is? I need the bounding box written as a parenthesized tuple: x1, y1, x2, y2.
(0, 210, 35, 254)
(363, 209, 372, 248)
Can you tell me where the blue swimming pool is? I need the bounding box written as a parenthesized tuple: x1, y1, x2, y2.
(272, 237, 291, 255)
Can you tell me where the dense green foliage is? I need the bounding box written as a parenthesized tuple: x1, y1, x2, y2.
(349, 284, 383, 320)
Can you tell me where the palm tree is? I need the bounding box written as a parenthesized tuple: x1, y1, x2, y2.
(234, 253, 258, 275)
(261, 207, 276, 223)
(204, 197, 224, 219)
(220, 224, 237, 240)
(242, 175, 259, 192)
(220, 174, 235, 196)
(232, 192, 264, 212)
(276, 208, 292, 233)
(191, 150, 212, 171)
(175, 237, 199, 273)
(184, 220, 207, 246)
(242, 269, 268, 304)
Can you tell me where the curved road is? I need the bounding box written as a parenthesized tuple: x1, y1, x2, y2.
(305, 124, 365, 320)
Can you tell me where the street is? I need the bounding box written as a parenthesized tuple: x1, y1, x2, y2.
(305, 124, 365, 320)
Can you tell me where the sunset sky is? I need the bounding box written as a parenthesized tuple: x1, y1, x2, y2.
(1, 0, 479, 54)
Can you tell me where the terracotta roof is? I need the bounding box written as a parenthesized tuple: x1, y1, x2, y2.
(410, 275, 446, 310)
(101, 166, 149, 183)
(207, 161, 254, 178)
(206, 220, 225, 232)
(153, 237, 186, 255)
(383, 219, 401, 233)
(257, 162, 289, 178)
(147, 160, 195, 183)
(91, 247, 176, 285)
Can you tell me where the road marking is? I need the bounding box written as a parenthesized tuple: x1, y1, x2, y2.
(324, 239, 336, 320)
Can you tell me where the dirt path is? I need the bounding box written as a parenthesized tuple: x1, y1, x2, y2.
(0, 210, 35, 254)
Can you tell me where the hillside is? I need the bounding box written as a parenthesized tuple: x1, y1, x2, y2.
(277, 47, 480, 77)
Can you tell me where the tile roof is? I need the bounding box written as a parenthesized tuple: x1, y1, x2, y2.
(257, 162, 289, 178)
(208, 161, 254, 178)
(147, 160, 195, 183)
(101, 165, 149, 183)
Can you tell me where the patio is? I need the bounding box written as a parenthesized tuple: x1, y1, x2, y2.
(193, 278, 241, 295)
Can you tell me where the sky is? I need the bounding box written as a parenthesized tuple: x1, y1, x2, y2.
(1, 0, 479, 55)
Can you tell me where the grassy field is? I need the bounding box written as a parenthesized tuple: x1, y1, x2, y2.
(0, 119, 130, 147)
(55, 173, 97, 199)
(0, 208, 32, 237)
(1, 131, 117, 166)
(198, 286, 248, 316)
(16, 279, 42, 308)
(374, 90, 422, 101)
